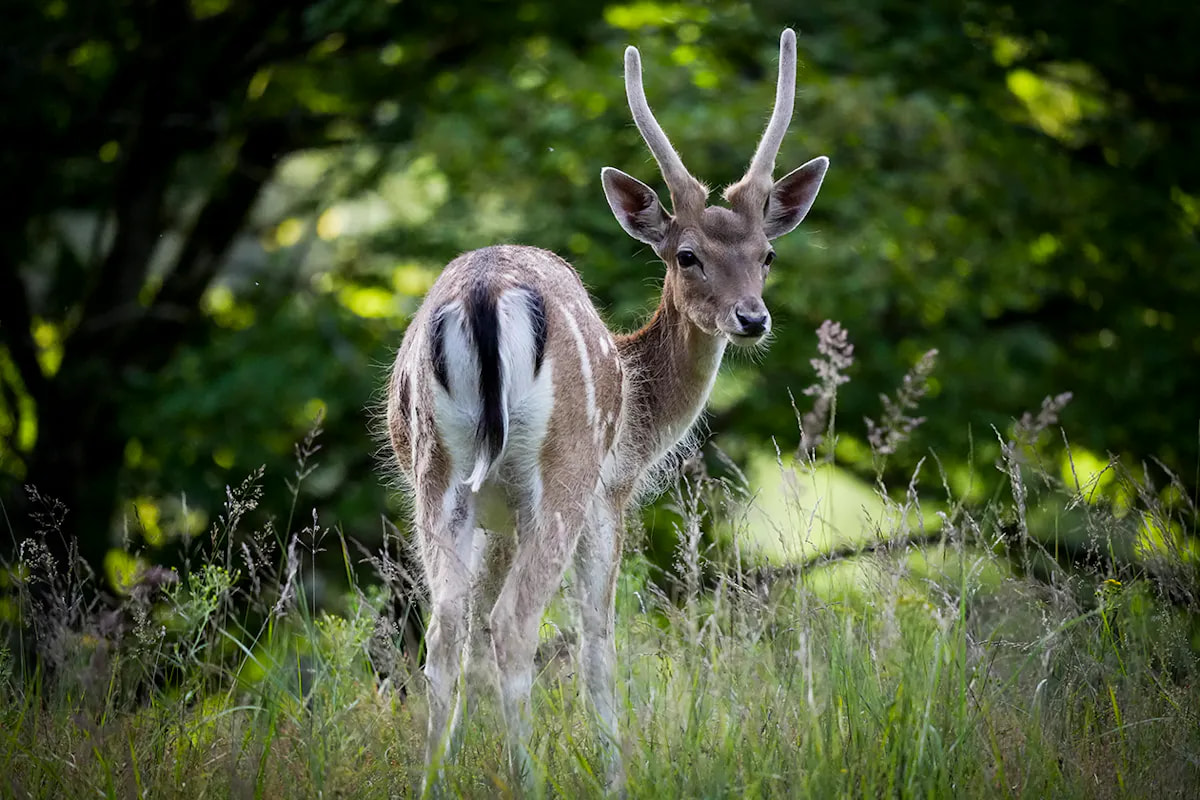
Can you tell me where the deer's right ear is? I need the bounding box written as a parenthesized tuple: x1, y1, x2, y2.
(601, 167, 671, 246)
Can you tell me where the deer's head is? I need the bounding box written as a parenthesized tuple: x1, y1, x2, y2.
(602, 29, 828, 346)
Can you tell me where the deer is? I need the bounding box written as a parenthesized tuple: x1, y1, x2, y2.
(385, 28, 828, 792)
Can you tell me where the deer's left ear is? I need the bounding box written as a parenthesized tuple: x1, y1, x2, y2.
(763, 156, 829, 240)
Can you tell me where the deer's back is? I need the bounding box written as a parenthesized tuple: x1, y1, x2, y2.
(386, 246, 626, 502)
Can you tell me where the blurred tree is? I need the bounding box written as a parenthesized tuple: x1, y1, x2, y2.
(2, 0, 1196, 590)
(0, 0, 608, 576)
(775, 0, 1200, 490)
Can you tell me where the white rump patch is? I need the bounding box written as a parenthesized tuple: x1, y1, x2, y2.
(432, 291, 556, 493)
(431, 303, 484, 476)
(494, 288, 555, 491)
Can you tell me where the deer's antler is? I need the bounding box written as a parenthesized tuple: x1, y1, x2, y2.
(623, 45, 707, 214)
(725, 29, 798, 213)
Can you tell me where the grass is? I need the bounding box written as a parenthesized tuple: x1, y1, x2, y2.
(2, 335, 1198, 798)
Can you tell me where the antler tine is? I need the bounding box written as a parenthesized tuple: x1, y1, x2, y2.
(725, 29, 798, 209)
(624, 45, 705, 211)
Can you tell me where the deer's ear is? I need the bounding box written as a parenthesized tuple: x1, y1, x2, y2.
(763, 156, 829, 240)
(602, 167, 671, 246)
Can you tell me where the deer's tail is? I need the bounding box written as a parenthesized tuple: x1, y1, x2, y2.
(430, 282, 548, 493)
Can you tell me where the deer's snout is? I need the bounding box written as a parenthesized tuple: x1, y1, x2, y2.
(730, 298, 771, 341)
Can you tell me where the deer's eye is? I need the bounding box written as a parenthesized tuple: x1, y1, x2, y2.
(677, 250, 701, 269)
(764, 251, 776, 267)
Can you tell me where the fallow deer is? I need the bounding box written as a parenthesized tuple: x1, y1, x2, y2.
(385, 28, 829, 791)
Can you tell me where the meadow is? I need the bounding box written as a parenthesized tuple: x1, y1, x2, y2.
(6, 3, 1200, 797)
(3, 341, 1197, 799)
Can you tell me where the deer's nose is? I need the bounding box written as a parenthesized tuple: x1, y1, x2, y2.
(733, 300, 770, 337)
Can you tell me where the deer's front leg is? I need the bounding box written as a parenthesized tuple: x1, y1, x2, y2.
(573, 495, 626, 792)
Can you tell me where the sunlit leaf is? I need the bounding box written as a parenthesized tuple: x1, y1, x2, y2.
(338, 285, 396, 319)
(104, 549, 146, 595)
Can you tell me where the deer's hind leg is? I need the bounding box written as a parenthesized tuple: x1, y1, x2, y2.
(464, 523, 515, 706)
(486, 455, 602, 786)
(416, 475, 484, 785)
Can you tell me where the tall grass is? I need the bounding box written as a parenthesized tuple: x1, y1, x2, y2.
(2, 329, 1197, 798)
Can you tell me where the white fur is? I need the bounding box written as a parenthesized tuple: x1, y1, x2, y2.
(431, 303, 486, 486)
(496, 289, 544, 413)
(496, 289, 555, 516)
(435, 290, 557, 493)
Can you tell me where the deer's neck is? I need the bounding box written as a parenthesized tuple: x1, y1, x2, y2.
(615, 277, 727, 465)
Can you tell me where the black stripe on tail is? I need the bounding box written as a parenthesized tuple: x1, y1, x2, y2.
(467, 280, 505, 465)
(526, 288, 548, 376)
(430, 309, 451, 391)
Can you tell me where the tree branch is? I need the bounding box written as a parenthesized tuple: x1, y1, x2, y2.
(738, 529, 950, 593)
(126, 120, 288, 369)
(735, 520, 1197, 613)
